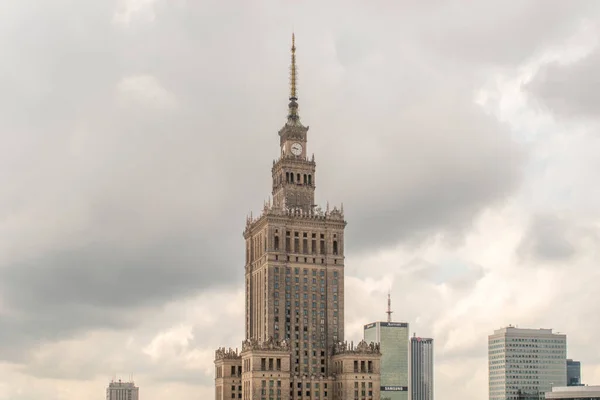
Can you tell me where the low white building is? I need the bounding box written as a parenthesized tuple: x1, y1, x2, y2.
(545, 385, 600, 399)
(106, 379, 139, 400)
(488, 326, 567, 400)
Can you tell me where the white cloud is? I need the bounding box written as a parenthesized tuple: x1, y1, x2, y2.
(113, 0, 159, 26)
(116, 74, 177, 110)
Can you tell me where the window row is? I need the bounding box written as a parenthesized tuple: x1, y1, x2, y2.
(274, 172, 313, 186)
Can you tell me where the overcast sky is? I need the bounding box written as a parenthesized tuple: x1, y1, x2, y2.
(1, 0, 600, 399)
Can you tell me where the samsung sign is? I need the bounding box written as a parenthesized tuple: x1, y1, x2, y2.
(381, 386, 408, 391)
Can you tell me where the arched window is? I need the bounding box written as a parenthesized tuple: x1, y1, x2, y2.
(297, 173, 301, 182)
(333, 240, 338, 255)
(303, 174, 307, 184)
(274, 236, 280, 251)
(291, 173, 294, 183)
(308, 174, 312, 185)
(286, 172, 290, 183)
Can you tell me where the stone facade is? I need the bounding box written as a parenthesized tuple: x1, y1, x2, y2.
(331, 340, 382, 400)
(215, 347, 242, 400)
(214, 34, 380, 400)
(241, 338, 292, 400)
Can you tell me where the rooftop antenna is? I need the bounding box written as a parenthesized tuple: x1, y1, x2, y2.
(386, 291, 393, 323)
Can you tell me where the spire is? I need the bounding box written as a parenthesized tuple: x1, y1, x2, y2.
(287, 33, 300, 125)
(290, 33, 297, 100)
(386, 291, 393, 323)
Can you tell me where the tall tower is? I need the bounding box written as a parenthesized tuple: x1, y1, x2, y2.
(243, 33, 346, 373)
(364, 296, 409, 400)
(410, 335, 434, 400)
(216, 34, 381, 400)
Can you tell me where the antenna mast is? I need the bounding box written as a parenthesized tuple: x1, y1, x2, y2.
(386, 292, 393, 322)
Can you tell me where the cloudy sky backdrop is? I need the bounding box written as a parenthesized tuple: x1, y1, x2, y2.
(1, 0, 600, 399)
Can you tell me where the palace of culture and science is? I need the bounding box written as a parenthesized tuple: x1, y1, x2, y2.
(214, 35, 382, 400)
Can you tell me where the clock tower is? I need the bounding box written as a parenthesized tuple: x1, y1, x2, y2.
(214, 34, 382, 400)
(272, 34, 315, 213)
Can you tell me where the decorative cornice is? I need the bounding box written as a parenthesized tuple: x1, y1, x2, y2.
(245, 204, 345, 235)
(215, 347, 241, 361)
(272, 155, 315, 168)
(332, 340, 381, 356)
(241, 337, 291, 353)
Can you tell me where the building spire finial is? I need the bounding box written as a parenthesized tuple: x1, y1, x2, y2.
(287, 32, 300, 124)
(290, 32, 297, 100)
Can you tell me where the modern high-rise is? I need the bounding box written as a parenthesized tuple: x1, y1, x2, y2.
(214, 34, 382, 400)
(410, 335, 433, 400)
(488, 326, 567, 400)
(106, 379, 139, 400)
(364, 296, 409, 400)
(567, 359, 581, 386)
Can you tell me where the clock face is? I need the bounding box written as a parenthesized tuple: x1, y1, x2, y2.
(291, 142, 303, 156)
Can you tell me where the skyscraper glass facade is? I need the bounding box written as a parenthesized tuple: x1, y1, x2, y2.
(364, 322, 409, 400)
(410, 337, 434, 400)
(567, 359, 581, 386)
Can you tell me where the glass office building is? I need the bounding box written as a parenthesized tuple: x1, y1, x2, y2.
(364, 321, 410, 400)
(567, 359, 582, 386)
(410, 336, 434, 400)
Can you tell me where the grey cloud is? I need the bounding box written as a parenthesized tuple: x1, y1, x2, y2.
(365, 0, 599, 67)
(18, 289, 245, 385)
(318, 91, 524, 252)
(0, 1, 594, 394)
(516, 214, 596, 263)
(526, 46, 600, 120)
(0, 207, 242, 359)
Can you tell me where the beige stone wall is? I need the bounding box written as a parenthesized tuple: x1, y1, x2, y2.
(243, 212, 346, 378)
(242, 348, 291, 400)
(290, 376, 334, 400)
(215, 357, 243, 400)
(331, 353, 381, 400)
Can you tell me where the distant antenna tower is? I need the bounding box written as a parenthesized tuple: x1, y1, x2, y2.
(386, 292, 393, 322)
